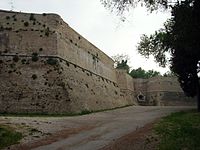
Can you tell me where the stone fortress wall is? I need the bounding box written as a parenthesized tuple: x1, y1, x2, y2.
(0, 10, 195, 114)
(116, 70, 195, 106)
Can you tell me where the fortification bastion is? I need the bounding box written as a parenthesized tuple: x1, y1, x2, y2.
(0, 10, 195, 114)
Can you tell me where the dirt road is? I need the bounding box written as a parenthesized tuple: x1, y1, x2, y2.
(1, 106, 194, 150)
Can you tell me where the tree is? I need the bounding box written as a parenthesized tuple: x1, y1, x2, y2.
(129, 67, 146, 78)
(129, 67, 160, 78)
(101, 0, 200, 111)
(112, 54, 130, 73)
(137, 20, 173, 67)
(100, 0, 176, 16)
(137, 0, 200, 111)
(116, 60, 130, 73)
(146, 69, 161, 78)
(111, 54, 130, 66)
(9, 0, 15, 11)
(163, 71, 176, 77)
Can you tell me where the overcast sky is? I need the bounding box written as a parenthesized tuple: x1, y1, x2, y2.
(1, 0, 171, 74)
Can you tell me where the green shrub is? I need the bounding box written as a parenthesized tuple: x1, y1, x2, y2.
(31, 53, 39, 62)
(32, 74, 37, 80)
(29, 14, 36, 21)
(79, 110, 91, 115)
(9, 64, 15, 68)
(13, 55, 19, 62)
(0, 26, 4, 31)
(46, 58, 58, 65)
(6, 16, 10, 20)
(21, 59, 26, 64)
(24, 22, 29, 27)
(44, 27, 50, 37)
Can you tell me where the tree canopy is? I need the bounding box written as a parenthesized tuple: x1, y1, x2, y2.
(116, 60, 130, 73)
(111, 54, 130, 66)
(111, 54, 130, 73)
(111, 54, 161, 77)
(137, 0, 200, 96)
(137, 0, 200, 110)
(100, 0, 177, 16)
(163, 71, 176, 77)
(171, 0, 200, 98)
(129, 67, 160, 79)
(137, 20, 173, 67)
(101, 0, 200, 111)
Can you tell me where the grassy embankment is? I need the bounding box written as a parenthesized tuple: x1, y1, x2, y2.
(154, 110, 200, 150)
(0, 125, 22, 149)
(0, 104, 133, 117)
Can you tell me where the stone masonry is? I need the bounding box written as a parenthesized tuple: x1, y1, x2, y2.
(0, 10, 196, 114)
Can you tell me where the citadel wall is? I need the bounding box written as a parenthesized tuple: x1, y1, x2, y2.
(0, 10, 196, 114)
(56, 19, 117, 82)
(116, 70, 196, 106)
(115, 69, 137, 105)
(146, 77, 195, 106)
(0, 10, 132, 114)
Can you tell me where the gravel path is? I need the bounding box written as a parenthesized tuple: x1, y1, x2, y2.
(0, 106, 195, 150)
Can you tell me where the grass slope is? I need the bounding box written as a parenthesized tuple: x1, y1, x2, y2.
(154, 110, 200, 150)
(0, 125, 22, 149)
(0, 104, 133, 117)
